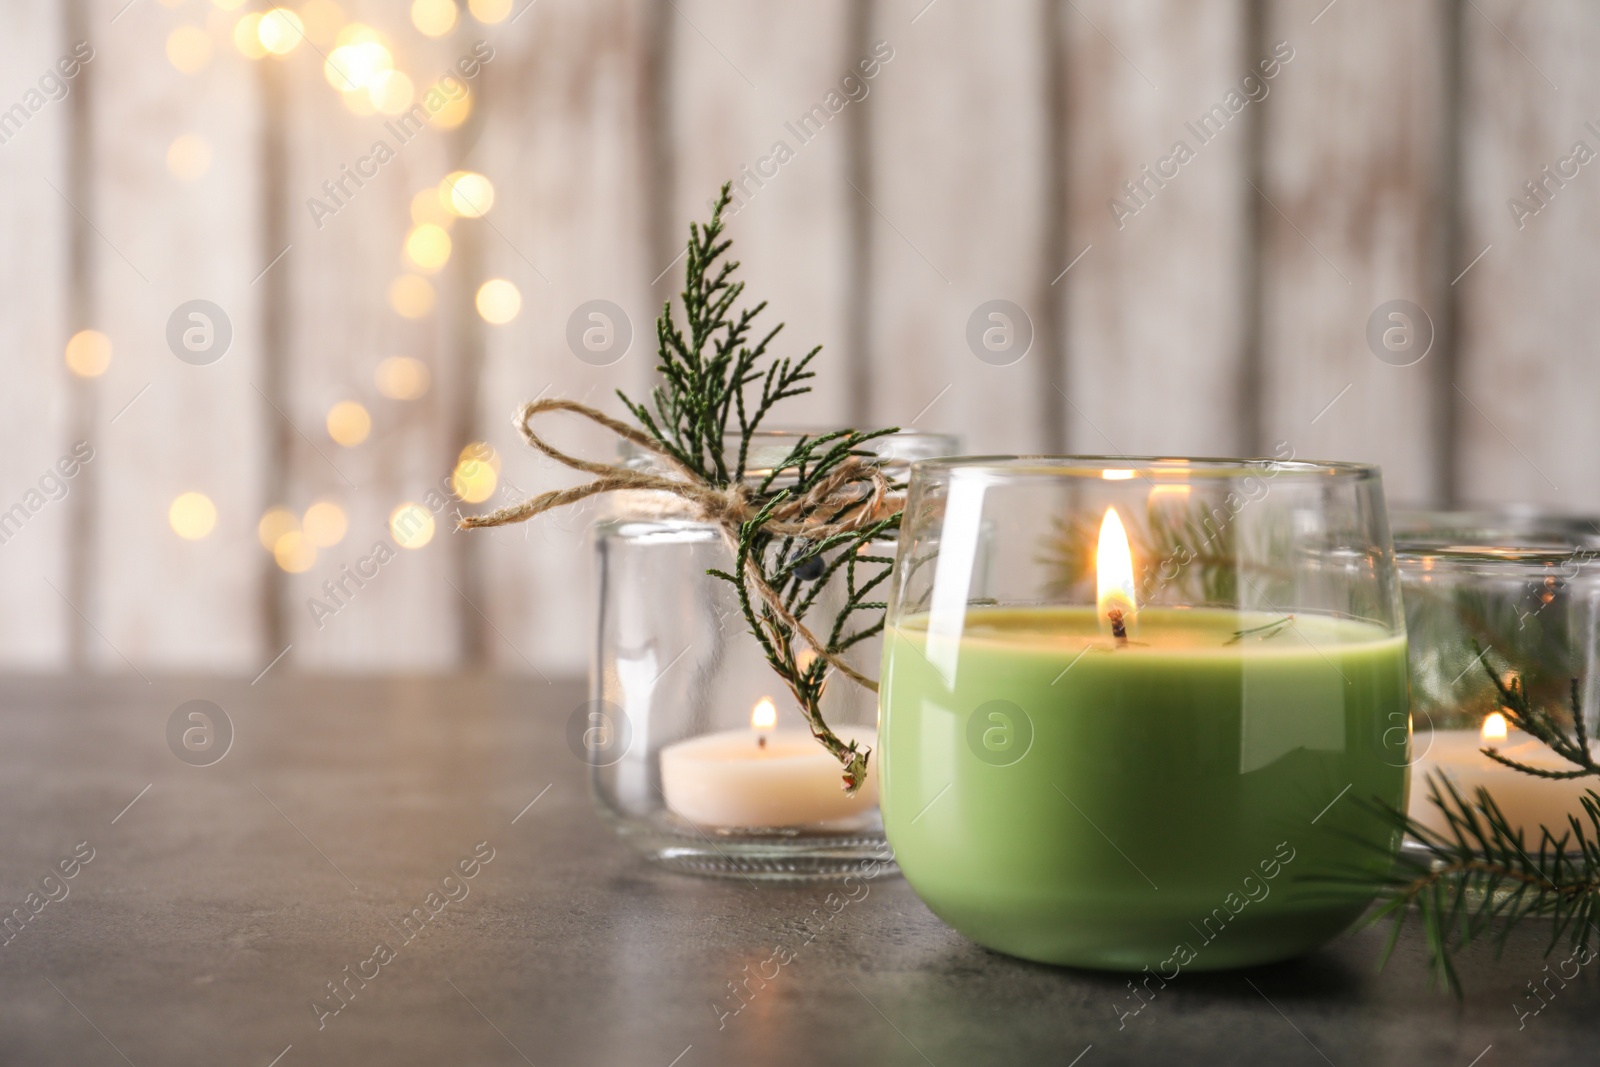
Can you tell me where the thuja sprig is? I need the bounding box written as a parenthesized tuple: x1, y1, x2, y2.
(621, 183, 901, 793)
(619, 186, 803, 487)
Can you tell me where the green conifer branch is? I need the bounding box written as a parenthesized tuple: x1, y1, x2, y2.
(626, 183, 900, 795)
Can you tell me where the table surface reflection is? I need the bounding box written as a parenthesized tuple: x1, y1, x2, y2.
(0, 675, 1588, 1066)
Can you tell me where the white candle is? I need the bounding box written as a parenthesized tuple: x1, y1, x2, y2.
(659, 698, 878, 828)
(1409, 713, 1598, 842)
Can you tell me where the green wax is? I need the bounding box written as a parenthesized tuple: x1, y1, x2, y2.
(880, 607, 1409, 971)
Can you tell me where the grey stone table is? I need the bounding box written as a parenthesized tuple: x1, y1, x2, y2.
(0, 675, 1592, 1066)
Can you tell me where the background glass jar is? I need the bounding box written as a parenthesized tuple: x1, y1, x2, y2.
(586, 430, 958, 879)
(1392, 509, 1600, 842)
(880, 456, 1409, 970)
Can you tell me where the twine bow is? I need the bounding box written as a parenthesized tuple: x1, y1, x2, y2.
(458, 398, 898, 692)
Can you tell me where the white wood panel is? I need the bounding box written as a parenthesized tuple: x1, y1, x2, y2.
(1060, 0, 1249, 457)
(669, 0, 855, 426)
(868, 0, 1050, 454)
(469, 0, 657, 676)
(277, 3, 466, 669)
(1259, 0, 1449, 500)
(1456, 0, 1600, 508)
(0, 2, 72, 667)
(9, 0, 1600, 673)
(88, 0, 265, 670)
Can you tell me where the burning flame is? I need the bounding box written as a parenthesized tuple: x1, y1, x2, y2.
(1481, 712, 1508, 743)
(1096, 506, 1137, 631)
(751, 697, 777, 732)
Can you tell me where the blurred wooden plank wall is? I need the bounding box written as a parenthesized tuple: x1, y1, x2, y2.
(0, 0, 1591, 676)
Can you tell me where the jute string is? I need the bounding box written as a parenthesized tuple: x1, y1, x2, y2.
(458, 398, 897, 691)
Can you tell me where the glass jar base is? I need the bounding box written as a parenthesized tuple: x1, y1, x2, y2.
(650, 842, 898, 881)
(606, 812, 897, 881)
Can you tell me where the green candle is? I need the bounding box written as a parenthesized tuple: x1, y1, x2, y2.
(880, 606, 1409, 971)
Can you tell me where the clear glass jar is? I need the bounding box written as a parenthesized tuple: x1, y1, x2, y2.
(1391, 509, 1600, 845)
(1391, 508, 1600, 733)
(586, 430, 959, 879)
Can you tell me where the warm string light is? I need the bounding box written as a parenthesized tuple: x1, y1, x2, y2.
(233, 14, 267, 59)
(452, 444, 499, 503)
(1481, 712, 1509, 743)
(257, 8, 305, 56)
(169, 492, 218, 540)
(303, 501, 348, 547)
(411, 0, 459, 37)
(212, 4, 517, 509)
(64, 330, 111, 378)
(441, 171, 494, 218)
(219, 4, 508, 320)
(476, 279, 521, 324)
(389, 275, 436, 318)
(389, 503, 435, 549)
(326, 401, 372, 447)
(275, 530, 316, 572)
(258, 502, 346, 571)
(369, 70, 416, 114)
(405, 223, 452, 271)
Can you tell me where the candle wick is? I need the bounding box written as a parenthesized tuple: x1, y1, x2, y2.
(758, 734, 767, 750)
(1108, 607, 1128, 646)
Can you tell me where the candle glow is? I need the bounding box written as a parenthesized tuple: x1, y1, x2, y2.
(1481, 711, 1508, 743)
(751, 697, 777, 732)
(1095, 506, 1137, 634)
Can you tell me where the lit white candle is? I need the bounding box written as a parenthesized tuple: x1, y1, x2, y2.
(659, 697, 878, 828)
(1409, 712, 1598, 841)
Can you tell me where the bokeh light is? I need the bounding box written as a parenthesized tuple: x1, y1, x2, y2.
(389, 274, 436, 318)
(469, 0, 514, 23)
(325, 38, 392, 92)
(257, 8, 305, 55)
(405, 223, 452, 272)
(167, 26, 213, 73)
(475, 279, 522, 324)
(169, 492, 218, 541)
(326, 401, 372, 447)
(257, 507, 299, 551)
(452, 444, 499, 503)
(389, 503, 435, 549)
(427, 85, 472, 129)
(375, 356, 431, 400)
(233, 13, 267, 58)
(298, 0, 344, 46)
(303, 501, 348, 548)
(369, 70, 415, 115)
(274, 530, 316, 572)
(440, 171, 494, 218)
(166, 134, 212, 182)
(64, 329, 112, 378)
(335, 21, 385, 46)
(412, 0, 459, 37)
(411, 187, 454, 228)
(341, 87, 377, 117)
